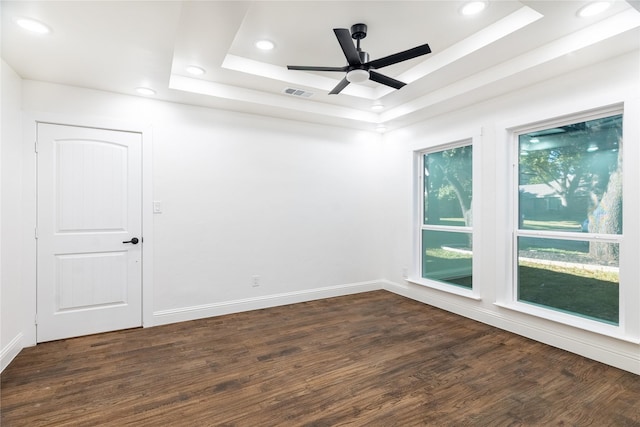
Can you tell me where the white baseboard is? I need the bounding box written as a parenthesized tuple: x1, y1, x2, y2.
(382, 280, 640, 375)
(153, 280, 384, 326)
(1, 333, 24, 373)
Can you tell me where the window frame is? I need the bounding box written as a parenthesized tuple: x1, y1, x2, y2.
(499, 104, 640, 342)
(410, 137, 479, 300)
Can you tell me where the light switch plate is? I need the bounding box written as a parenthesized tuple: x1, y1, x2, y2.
(153, 201, 162, 214)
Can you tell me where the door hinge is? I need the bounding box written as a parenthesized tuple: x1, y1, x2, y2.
(35, 140, 38, 153)
(35, 228, 39, 239)
(34, 314, 38, 325)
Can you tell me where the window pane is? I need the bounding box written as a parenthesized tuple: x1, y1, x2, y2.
(517, 237, 619, 325)
(518, 115, 622, 234)
(423, 145, 472, 226)
(422, 229, 472, 288)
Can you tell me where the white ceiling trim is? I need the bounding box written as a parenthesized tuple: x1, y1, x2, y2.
(169, 74, 379, 123)
(381, 8, 640, 123)
(373, 6, 544, 98)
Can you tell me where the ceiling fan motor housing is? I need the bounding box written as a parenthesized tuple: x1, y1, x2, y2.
(350, 23, 367, 40)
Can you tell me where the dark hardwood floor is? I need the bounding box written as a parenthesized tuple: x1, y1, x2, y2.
(2, 290, 639, 426)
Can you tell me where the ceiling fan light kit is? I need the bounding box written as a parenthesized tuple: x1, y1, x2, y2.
(346, 69, 369, 83)
(287, 23, 431, 95)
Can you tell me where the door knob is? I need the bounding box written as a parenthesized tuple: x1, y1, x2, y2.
(122, 237, 140, 244)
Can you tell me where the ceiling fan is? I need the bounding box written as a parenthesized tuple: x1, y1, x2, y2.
(287, 23, 431, 95)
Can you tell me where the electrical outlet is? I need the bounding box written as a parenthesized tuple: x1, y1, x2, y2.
(252, 275, 260, 287)
(402, 267, 408, 278)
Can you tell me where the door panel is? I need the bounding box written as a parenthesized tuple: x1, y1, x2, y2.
(56, 139, 128, 232)
(56, 252, 128, 310)
(37, 123, 142, 342)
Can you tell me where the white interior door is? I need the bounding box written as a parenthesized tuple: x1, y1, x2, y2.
(37, 123, 142, 342)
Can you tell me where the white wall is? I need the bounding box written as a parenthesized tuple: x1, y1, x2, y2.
(19, 81, 385, 329)
(151, 111, 384, 315)
(380, 51, 640, 374)
(1, 60, 25, 370)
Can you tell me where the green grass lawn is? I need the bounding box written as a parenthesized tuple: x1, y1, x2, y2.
(522, 219, 582, 231)
(423, 249, 618, 324)
(518, 262, 619, 324)
(423, 222, 618, 324)
(518, 219, 618, 323)
(423, 248, 472, 289)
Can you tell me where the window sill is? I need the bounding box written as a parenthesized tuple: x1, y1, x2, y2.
(494, 301, 640, 344)
(406, 277, 481, 301)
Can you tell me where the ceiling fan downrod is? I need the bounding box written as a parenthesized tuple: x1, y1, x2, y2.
(351, 23, 369, 63)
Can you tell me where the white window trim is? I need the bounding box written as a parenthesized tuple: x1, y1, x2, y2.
(411, 136, 480, 300)
(498, 102, 640, 343)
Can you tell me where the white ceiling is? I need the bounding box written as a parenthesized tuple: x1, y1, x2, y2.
(2, 1, 640, 131)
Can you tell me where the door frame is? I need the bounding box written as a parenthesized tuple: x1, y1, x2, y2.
(22, 112, 154, 347)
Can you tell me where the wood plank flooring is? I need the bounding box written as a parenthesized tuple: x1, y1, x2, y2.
(2, 291, 639, 426)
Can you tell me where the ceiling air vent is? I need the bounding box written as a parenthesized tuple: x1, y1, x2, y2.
(283, 87, 314, 98)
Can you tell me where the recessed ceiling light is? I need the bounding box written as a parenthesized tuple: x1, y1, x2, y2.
(186, 65, 206, 76)
(577, 1, 611, 17)
(460, 1, 488, 16)
(136, 87, 156, 96)
(371, 103, 385, 111)
(256, 40, 275, 50)
(15, 17, 51, 34)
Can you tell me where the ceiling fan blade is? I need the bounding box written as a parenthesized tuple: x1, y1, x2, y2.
(329, 77, 350, 95)
(334, 28, 362, 66)
(369, 70, 406, 90)
(287, 65, 347, 72)
(365, 44, 431, 69)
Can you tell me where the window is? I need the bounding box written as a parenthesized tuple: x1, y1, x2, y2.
(516, 113, 622, 325)
(418, 142, 473, 289)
